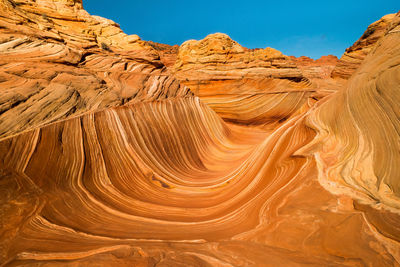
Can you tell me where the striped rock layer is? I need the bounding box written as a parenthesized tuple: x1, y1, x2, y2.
(0, 0, 190, 140)
(331, 13, 397, 80)
(0, 1, 400, 266)
(172, 33, 343, 129)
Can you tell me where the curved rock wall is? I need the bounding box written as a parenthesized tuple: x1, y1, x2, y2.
(0, 0, 191, 140)
(172, 33, 316, 127)
(331, 13, 396, 79)
(0, 0, 400, 266)
(2, 97, 399, 266)
(307, 14, 400, 212)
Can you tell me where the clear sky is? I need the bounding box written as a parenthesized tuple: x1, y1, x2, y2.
(83, 0, 399, 59)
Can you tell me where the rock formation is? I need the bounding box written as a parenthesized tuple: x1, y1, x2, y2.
(172, 33, 315, 128)
(147, 41, 179, 68)
(331, 13, 396, 79)
(0, 0, 188, 140)
(290, 55, 339, 79)
(1, 1, 400, 266)
(307, 13, 400, 212)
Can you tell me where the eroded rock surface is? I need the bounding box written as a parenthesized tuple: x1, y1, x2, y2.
(331, 13, 397, 79)
(290, 55, 339, 79)
(147, 41, 179, 68)
(0, 0, 190, 140)
(1, 1, 400, 266)
(307, 13, 400, 213)
(172, 33, 316, 128)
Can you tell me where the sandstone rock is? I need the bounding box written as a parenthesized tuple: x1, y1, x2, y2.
(174, 33, 299, 80)
(290, 55, 339, 79)
(172, 33, 315, 127)
(1, 1, 400, 266)
(331, 13, 396, 79)
(306, 12, 400, 213)
(0, 0, 191, 140)
(147, 41, 179, 68)
(2, 95, 399, 266)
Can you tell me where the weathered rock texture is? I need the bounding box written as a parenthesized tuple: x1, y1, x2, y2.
(0, 0, 189, 140)
(172, 33, 342, 128)
(331, 13, 396, 79)
(307, 13, 400, 212)
(290, 55, 339, 79)
(147, 41, 179, 68)
(1, 1, 400, 266)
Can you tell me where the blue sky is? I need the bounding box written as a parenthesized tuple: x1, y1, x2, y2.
(83, 0, 399, 59)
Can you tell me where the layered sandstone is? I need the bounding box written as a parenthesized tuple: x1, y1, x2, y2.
(147, 41, 179, 68)
(1, 1, 400, 266)
(3, 93, 399, 266)
(290, 55, 339, 79)
(174, 33, 301, 80)
(0, 0, 192, 140)
(331, 13, 396, 79)
(306, 13, 400, 212)
(172, 33, 315, 127)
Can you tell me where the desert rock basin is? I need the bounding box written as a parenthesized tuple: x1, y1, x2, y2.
(0, 0, 400, 266)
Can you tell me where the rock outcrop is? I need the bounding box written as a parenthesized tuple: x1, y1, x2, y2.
(0, 0, 191, 140)
(307, 13, 400, 212)
(290, 55, 339, 79)
(1, 1, 400, 266)
(172, 33, 315, 127)
(147, 41, 179, 68)
(174, 33, 301, 80)
(331, 13, 396, 79)
(3, 91, 399, 266)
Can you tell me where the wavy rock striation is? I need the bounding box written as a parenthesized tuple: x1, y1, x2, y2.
(306, 13, 400, 212)
(0, 0, 189, 140)
(172, 33, 316, 127)
(172, 33, 344, 128)
(331, 13, 397, 79)
(1, 1, 400, 266)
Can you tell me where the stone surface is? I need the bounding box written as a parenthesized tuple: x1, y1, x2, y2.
(173, 33, 301, 80)
(331, 13, 397, 79)
(0, 1, 400, 266)
(307, 12, 400, 213)
(290, 55, 339, 79)
(0, 0, 190, 140)
(147, 41, 179, 68)
(172, 33, 316, 127)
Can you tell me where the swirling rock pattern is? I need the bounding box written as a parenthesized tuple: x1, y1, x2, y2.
(290, 55, 339, 79)
(172, 33, 343, 127)
(1, 1, 400, 266)
(306, 13, 400, 213)
(331, 13, 396, 80)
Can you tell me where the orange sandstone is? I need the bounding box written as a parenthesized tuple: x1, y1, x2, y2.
(0, 1, 399, 266)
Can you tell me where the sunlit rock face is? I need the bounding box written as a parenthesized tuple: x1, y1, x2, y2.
(289, 55, 339, 79)
(172, 33, 314, 128)
(147, 41, 179, 68)
(1, 0, 400, 266)
(307, 13, 400, 213)
(331, 13, 396, 80)
(0, 0, 185, 140)
(172, 33, 345, 129)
